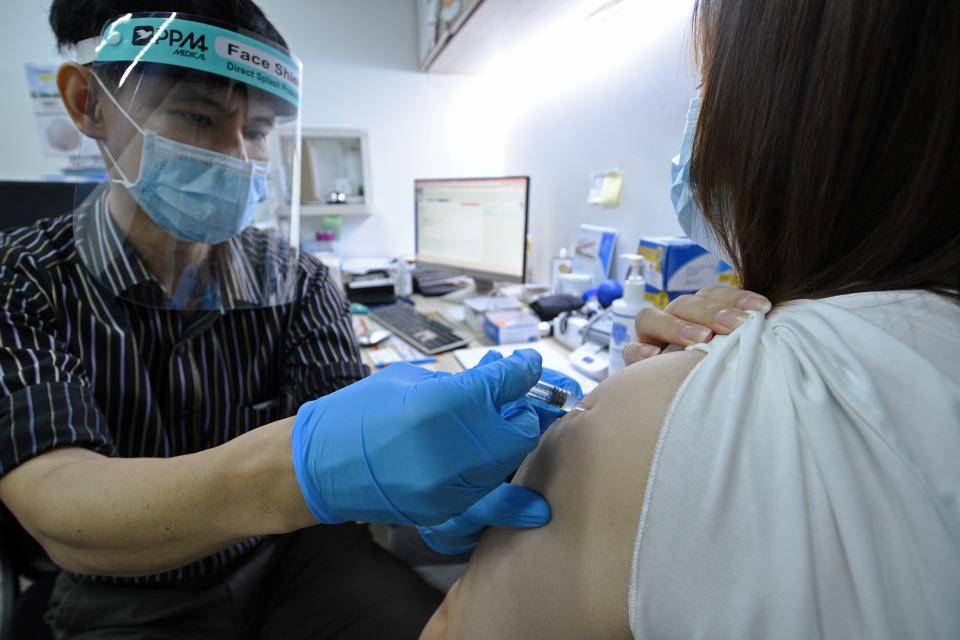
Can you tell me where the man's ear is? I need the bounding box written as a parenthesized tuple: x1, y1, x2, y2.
(57, 63, 106, 140)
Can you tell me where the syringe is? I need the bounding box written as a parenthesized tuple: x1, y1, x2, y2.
(525, 380, 587, 413)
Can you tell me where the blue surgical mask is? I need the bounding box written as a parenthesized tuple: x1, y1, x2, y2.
(671, 96, 733, 263)
(96, 76, 270, 245)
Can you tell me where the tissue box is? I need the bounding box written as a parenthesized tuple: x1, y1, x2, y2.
(484, 309, 540, 345)
(638, 237, 720, 292)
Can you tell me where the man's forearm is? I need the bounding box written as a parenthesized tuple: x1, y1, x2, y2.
(2, 416, 316, 577)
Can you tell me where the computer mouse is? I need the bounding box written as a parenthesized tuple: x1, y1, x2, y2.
(357, 329, 391, 347)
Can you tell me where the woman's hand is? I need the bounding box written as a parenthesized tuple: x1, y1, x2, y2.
(623, 286, 771, 365)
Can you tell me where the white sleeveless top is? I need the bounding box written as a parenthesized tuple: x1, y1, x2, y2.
(629, 291, 960, 639)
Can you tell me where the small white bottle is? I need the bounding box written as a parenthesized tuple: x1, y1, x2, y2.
(608, 254, 652, 375)
(550, 247, 573, 294)
(394, 258, 413, 297)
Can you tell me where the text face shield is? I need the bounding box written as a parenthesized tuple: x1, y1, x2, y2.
(73, 12, 303, 311)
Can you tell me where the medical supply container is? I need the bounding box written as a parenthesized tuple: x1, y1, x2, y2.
(638, 236, 720, 292)
(484, 309, 540, 345)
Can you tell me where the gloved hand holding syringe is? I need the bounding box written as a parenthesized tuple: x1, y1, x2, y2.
(417, 354, 585, 555)
(291, 347, 584, 554)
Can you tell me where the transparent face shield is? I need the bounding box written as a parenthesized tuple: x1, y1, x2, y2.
(71, 12, 303, 311)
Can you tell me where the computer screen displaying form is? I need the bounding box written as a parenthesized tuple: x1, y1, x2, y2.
(414, 176, 529, 283)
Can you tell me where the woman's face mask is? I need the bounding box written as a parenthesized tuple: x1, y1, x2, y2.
(670, 95, 734, 264)
(94, 73, 270, 245)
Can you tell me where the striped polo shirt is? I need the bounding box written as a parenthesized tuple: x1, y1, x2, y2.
(0, 190, 367, 584)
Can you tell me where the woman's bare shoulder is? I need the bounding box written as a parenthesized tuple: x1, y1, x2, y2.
(422, 350, 705, 640)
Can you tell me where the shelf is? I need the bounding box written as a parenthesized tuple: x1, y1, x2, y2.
(278, 127, 374, 216)
(301, 204, 372, 217)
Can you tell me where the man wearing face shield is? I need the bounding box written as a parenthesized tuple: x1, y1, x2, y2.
(0, 2, 567, 637)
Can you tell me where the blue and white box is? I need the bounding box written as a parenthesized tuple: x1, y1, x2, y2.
(643, 286, 695, 310)
(717, 260, 741, 288)
(573, 224, 618, 287)
(638, 236, 721, 292)
(484, 309, 540, 345)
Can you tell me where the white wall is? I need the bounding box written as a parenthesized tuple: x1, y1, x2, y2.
(1, 1, 73, 180)
(267, 0, 699, 276)
(255, 0, 508, 259)
(493, 1, 698, 282)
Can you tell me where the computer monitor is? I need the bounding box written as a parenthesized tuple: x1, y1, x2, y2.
(414, 176, 530, 287)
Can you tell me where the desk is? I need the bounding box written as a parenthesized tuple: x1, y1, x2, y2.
(359, 295, 578, 376)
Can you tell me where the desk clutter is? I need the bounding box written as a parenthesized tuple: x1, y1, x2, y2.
(337, 230, 736, 379)
(352, 314, 436, 368)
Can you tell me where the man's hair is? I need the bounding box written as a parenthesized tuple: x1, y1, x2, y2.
(49, 0, 286, 51)
(691, 1, 960, 305)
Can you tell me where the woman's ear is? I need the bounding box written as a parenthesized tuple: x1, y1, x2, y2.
(57, 63, 105, 140)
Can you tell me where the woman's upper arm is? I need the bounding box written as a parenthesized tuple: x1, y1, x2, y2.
(425, 351, 705, 640)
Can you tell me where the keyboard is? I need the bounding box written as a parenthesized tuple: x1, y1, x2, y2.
(370, 303, 470, 355)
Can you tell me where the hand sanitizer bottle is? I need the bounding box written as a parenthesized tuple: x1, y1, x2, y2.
(608, 254, 652, 375)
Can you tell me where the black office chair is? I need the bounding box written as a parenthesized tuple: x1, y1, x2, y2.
(0, 509, 58, 640)
(0, 180, 99, 233)
(0, 180, 102, 639)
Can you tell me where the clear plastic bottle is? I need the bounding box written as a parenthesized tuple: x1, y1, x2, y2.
(315, 231, 338, 255)
(551, 247, 574, 294)
(394, 258, 413, 297)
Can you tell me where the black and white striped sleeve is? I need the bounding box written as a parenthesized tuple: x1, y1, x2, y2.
(282, 259, 369, 410)
(0, 250, 115, 476)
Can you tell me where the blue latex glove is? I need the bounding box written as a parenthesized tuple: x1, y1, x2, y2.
(291, 350, 543, 526)
(418, 482, 551, 555)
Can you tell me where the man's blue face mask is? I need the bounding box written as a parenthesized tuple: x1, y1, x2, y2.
(95, 74, 270, 245)
(671, 95, 734, 264)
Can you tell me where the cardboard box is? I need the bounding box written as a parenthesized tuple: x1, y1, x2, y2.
(484, 309, 540, 345)
(638, 237, 720, 292)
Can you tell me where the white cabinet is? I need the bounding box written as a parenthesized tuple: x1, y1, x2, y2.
(418, 0, 485, 71)
(418, 0, 615, 74)
(279, 127, 373, 216)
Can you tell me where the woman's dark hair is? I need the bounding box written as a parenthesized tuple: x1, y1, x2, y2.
(691, 1, 960, 304)
(49, 0, 286, 51)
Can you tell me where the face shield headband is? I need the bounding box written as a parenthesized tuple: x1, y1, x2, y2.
(78, 12, 301, 109)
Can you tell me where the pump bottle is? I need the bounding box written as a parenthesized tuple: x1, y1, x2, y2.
(608, 254, 652, 375)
